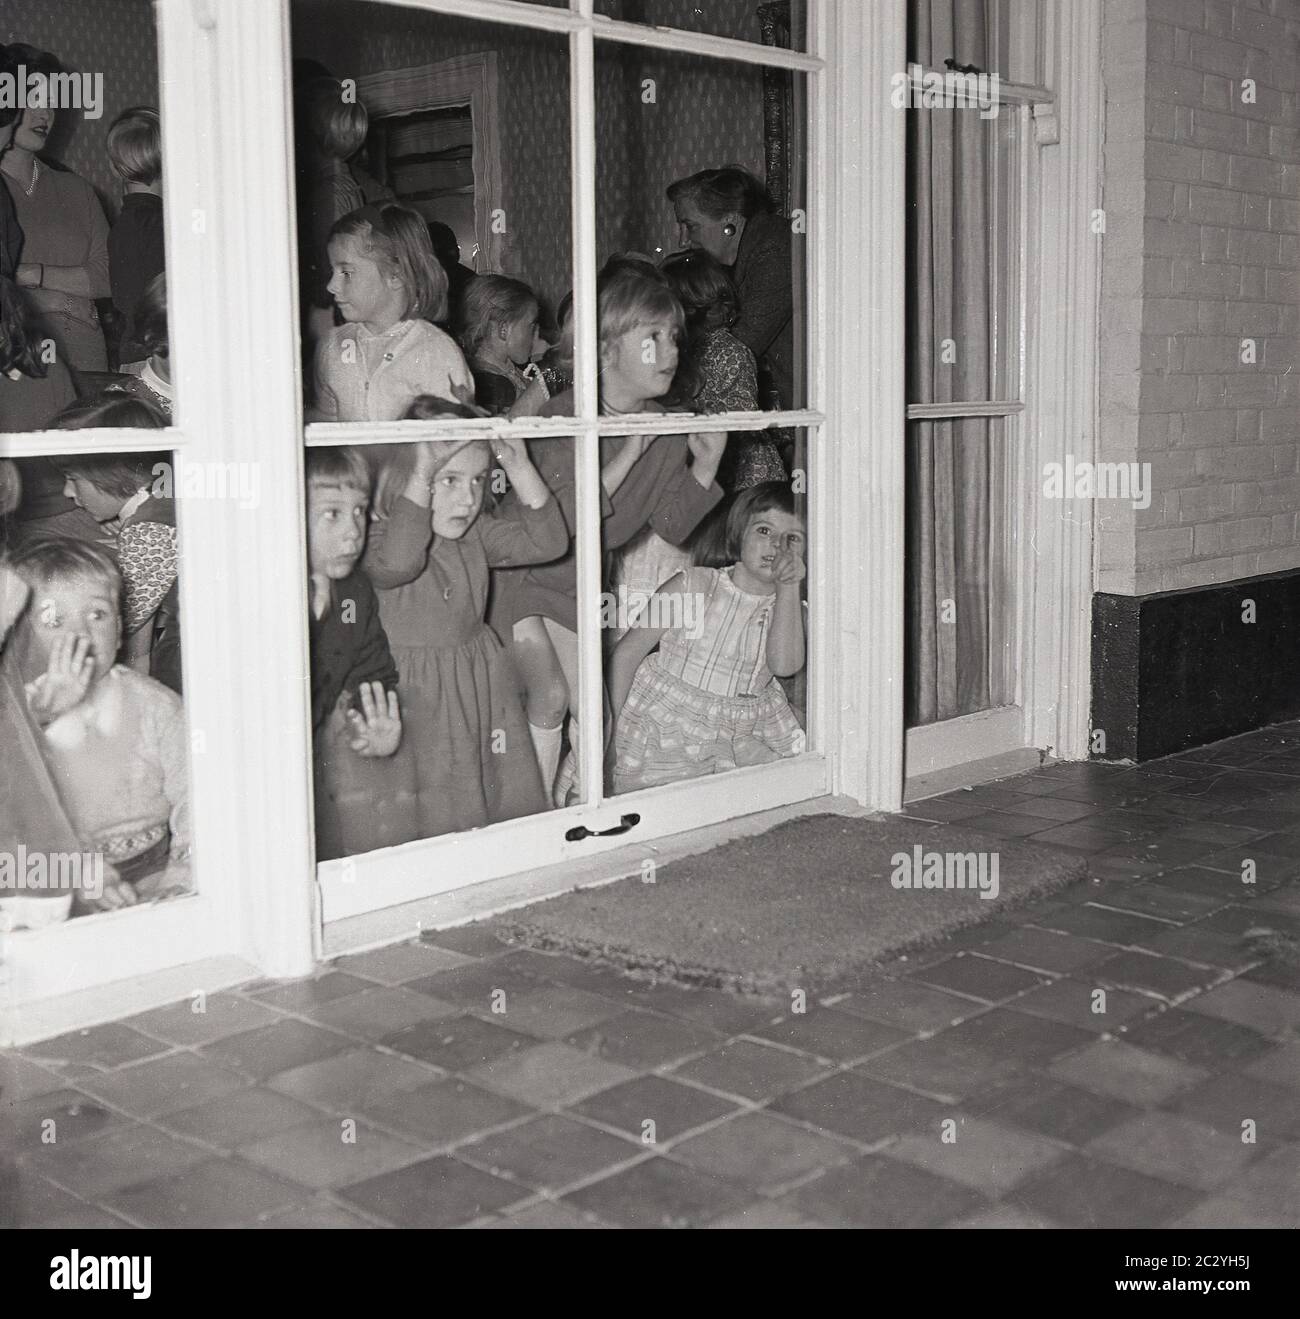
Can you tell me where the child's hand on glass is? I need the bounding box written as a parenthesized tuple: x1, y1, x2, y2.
(347, 681, 402, 758)
(771, 548, 806, 589)
(27, 634, 96, 723)
(491, 434, 532, 475)
(77, 876, 139, 915)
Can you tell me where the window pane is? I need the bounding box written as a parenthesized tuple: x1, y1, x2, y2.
(291, 0, 572, 422)
(906, 107, 1020, 406)
(2, 446, 194, 928)
(306, 436, 584, 859)
(596, 0, 809, 51)
(908, 0, 1041, 85)
(607, 426, 810, 796)
(593, 43, 808, 419)
(0, 1, 174, 429)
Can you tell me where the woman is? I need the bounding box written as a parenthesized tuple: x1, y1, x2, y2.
(667, 166, 795, 413)
(0, 44, 111, 373)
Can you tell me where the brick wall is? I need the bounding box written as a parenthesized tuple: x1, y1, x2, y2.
(1100, 0, 1299, 595)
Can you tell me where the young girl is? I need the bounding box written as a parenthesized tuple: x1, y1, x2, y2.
(609, 481, 805, 793)
(106, 105, 164, 367)
(53, 397, 180, 693)
(457, 274, 549, 416)
(538, 292, 574, 399)
(363, 396, 568, 837)
(661, 248, 785, 488)
(489, 269, 726, 805)
(313, 204, 473, 421)
(6, 535, 191, 915)
(113, 271, 172, 417)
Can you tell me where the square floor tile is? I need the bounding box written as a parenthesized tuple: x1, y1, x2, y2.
(1134, 925, 1259, 969)
(1085, 1112, 1262, 1190)
(337, 1154, 525, 1228)
(72, 1052, 245, 1121)
(1008, 1153, 1200, 1227)
(1242, 1041, 1300, 1090)
(123, 994, 285, 1048)
(978, 927, 1115, 974)
(361, 1077, 531, 1148)
(0, 1055, 79, 1104)
(238, 1116, 425, 1189)
(791, 1155, 986, 1227)
(21, 1123, 210, 1199)
(380, 1015, 536, 1073)
(247, 972, 373, 1012)
(562, 1156, 749, 1228)
(669, 1112, 855, 1190)
(771, 1070, 947, 1144)
(883, 1116, 1065, 1193)
(568, 1075, 740, 1143)
(418, 923, 510, 957)
(1196, 1143, 1300, 1224)
(1048, 1039, 1208, 1107)
(1185, 978, 1300, 1037)
(266, 1048, 439, 1112)
(1033, 904, 1172, 946)
(199, 1020, 354, 1083)
(475, 985, 626, 1040)
(964, 1076, 1142, 1146)
(1011, 977, 1157, 1032)
(22, 1023, 168, 1071)
(854, 1035, 1012, 1103)
(0, 1166, 90, 1227)
(104, 1158, 306, 1228)
(456, 1114, 639, 1191)
(937, 1008, 1096, 1068)
(1123, 1008, 1275, 1070)
(1170, 1071, 1300, 1141)
(337, 942, 476, 985)
(1090, 951, 1223, 1000)
(1099, 884, 1227, 923)
(749, 1008, 909, 1062)
(909, 955, 1047, 1003)
(467, 1042, 637, 1109)
(831, 980, 977, 1033)
(301, 987, 460, 1041)
(613, 983, 780, 1035)
(563, 1010, 723, 1071)
(403, 961, 548, 1012)
(158, 1087, 323, 1149)
(669, 1039, 830, 1102)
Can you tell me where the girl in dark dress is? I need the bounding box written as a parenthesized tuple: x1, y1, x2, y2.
(456, 274, 548, 416)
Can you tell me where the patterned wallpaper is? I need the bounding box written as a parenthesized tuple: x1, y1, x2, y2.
(292, 0, 768, 319)
(2, 0, 159, 221)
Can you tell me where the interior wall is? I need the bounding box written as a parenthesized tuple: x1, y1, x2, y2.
(2, 0, 159, 222)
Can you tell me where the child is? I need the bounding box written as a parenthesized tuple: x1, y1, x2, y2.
(457, 274, 548, 415)
(609, 481, 806, 793)
(313, 204, 474, 421)
(53, 397, 180, 693)
(538, 291, 574, 399)
(106, 105, 165, 367)
(113, 272, 172, 417)
(490, 269, 725, 804)
(304, 445, 416, 859)
(363, 396, 568, 837)
(661, 248, 785, 488)
(6, 535, 191, 914)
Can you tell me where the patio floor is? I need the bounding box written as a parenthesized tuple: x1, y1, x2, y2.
(3, 723, 1299, 1229)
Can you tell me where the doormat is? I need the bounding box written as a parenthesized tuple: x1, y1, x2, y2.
(494, 814, 1088, 997)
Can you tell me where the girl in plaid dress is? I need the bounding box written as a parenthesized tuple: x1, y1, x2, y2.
(609, 482, 805, 793)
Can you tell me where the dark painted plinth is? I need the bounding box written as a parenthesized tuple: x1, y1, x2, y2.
(1090, 567, 1300, 762)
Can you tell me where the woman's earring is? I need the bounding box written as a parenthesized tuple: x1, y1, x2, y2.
(723, 223, 737, 237)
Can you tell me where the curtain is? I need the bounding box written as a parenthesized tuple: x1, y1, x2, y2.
(905, 0, 996, 726)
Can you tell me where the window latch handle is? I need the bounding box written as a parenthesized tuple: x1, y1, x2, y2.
(565, 813, 641, 843)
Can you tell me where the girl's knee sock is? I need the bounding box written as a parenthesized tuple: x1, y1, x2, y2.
(529, 721, 562, 799)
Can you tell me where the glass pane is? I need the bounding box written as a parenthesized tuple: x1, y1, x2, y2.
(305, 435, 582, 859)
(592, 43, 808, 416)
(607, 426, 810, 796)
(0, 2, 175, 428)
(2, 443, 194, 928)
(908, 0, 1040, 85)
(596, 0, 808, 51)
(291, 1, 573, 421)
(906, 107, 1020, 406)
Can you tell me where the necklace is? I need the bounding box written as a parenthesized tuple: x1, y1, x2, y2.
(23, 158, 39, 196)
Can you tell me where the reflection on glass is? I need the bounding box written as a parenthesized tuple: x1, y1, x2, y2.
(1, 423, 191, 931)
(607, 459, 809, 795)
(307, 426, 576, 856)
(0, 6, 171, 428)
(292, 0, 572, 420)
(596, 0, 808, 50)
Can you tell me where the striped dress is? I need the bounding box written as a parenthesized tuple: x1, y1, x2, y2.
(613, 565, 802, 793)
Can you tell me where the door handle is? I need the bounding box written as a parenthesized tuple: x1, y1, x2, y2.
(565, 813, 641, 843)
